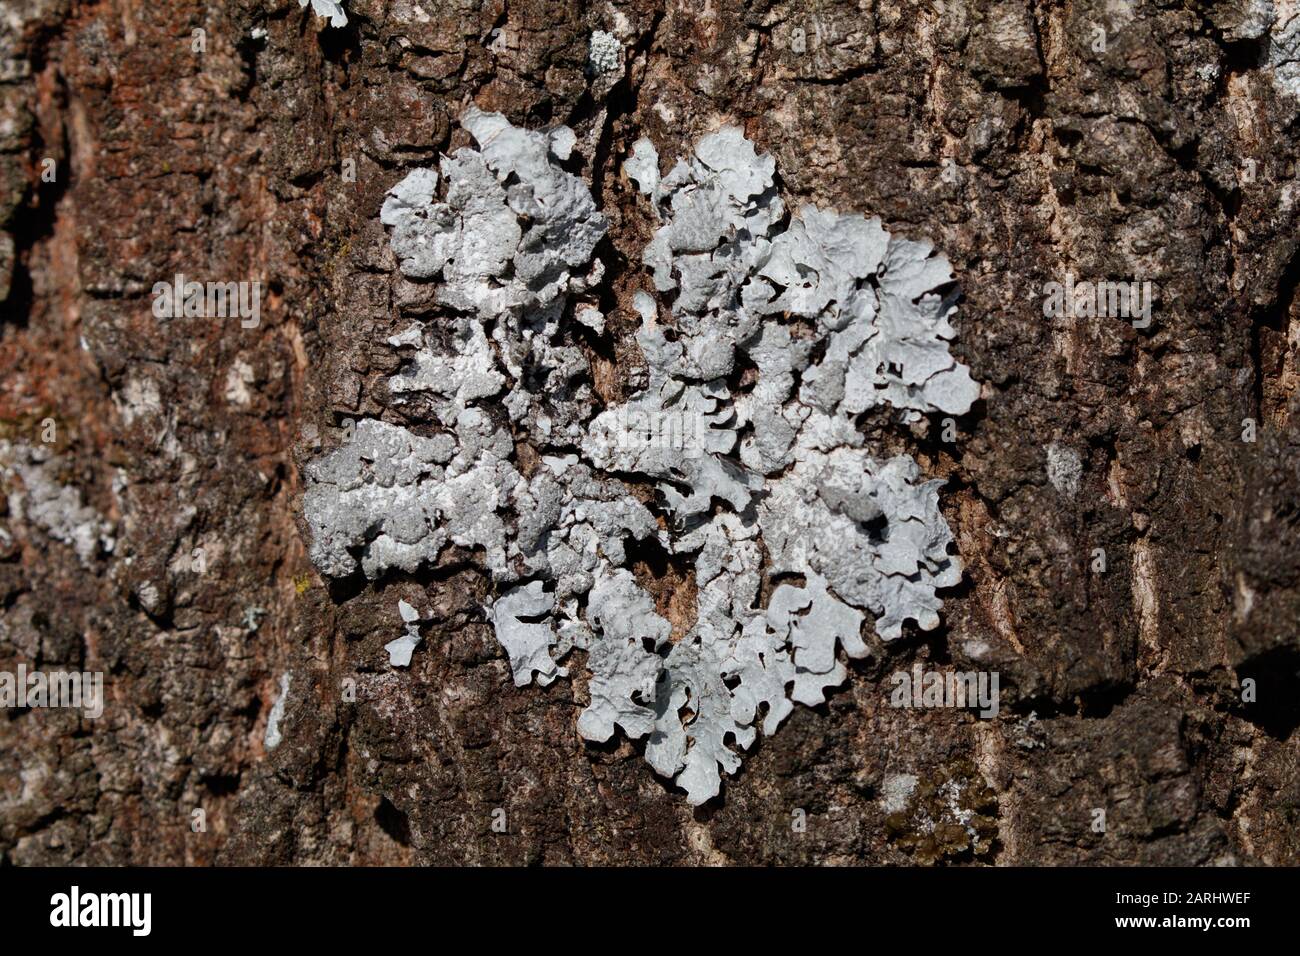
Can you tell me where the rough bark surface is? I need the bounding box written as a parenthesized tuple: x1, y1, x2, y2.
(2, 0, 1298, 865)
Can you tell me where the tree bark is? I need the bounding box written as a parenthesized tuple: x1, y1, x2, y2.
(1, 0, 1298, 865)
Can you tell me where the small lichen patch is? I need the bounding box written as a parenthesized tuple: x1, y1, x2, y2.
(1045, 443, 1082, 497)
(385, 599, 425, 667)
(879, 772, 919, 815)
(0, 441, 115, 565)
(884, 761, 998, 863)
(299, 0, 347, 28)
(264, 673, 291, 751)
(588, 30, 622, 75)
(1267, 5, 1300, 100)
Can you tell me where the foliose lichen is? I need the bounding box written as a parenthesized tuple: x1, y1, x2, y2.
(299, 0, 347, 28)
(385, 599, 426, 667)
(303, 110, 978, 804)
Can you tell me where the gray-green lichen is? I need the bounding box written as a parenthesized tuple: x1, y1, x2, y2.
(378, 107, 606, 321)
(264, 673, 291, 750)
(0, 441, 115, 566)
(385, 599, 425, 667)
(299, 0, 347, 28)
(588, 31, 622, 75)
(302, 112, 977, 805)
